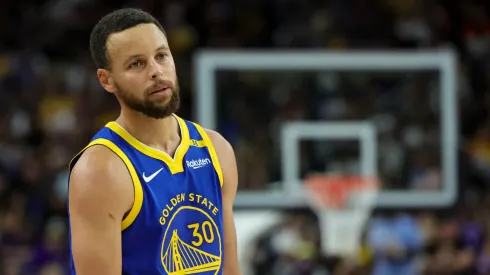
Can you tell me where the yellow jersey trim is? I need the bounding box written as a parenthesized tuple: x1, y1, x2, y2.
(190, 139, 206, 148)
(105, 114, 190, 174)
(192, 123, 224, 188)
(69, 138, 143, 231)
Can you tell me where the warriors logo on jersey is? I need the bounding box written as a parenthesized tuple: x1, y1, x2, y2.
(160, 192, 222, 275)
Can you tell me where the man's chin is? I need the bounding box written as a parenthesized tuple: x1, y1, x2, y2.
(140, 110, 173, 119)
(139, 104, 178, 119)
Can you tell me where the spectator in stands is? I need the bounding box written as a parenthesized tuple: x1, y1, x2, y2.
(367, 214, 423, 275)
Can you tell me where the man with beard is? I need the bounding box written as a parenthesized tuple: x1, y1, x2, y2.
(67, 8, 240, 275)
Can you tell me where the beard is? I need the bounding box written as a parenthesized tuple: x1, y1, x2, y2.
(114, 79, 181, 119)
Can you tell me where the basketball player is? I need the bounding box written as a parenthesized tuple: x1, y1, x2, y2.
(68, 8, 240, 275)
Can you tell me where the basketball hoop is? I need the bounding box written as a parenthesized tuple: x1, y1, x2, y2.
(304, 175, 379, 257)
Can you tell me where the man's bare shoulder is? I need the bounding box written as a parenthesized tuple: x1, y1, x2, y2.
(69, 145, 133, 216)
(70, 145, 131, 189)
(204, 128, 234, 160)
(203, 129, 237, 189)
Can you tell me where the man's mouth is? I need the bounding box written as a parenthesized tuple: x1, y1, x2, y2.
(150, 86, 170, 95)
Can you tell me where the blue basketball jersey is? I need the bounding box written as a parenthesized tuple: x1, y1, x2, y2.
(68, 114, 224, 275)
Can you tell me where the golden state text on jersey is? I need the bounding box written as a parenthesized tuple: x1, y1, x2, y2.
(68, 114, 224, 275)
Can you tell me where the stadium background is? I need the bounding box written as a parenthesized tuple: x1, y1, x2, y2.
(1, 0, 490, 274)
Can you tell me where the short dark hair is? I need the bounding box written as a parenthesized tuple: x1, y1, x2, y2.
(89, 8, 166, 69)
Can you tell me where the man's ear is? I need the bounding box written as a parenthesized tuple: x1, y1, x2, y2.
(97, 69, 116, 93)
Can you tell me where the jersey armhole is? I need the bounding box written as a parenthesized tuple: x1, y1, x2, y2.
(69, 138, 144, 231)
(192, 124, 224, 188)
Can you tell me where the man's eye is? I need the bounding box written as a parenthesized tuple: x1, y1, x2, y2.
(130, 61, 143, 68)
(156, 53, 168, 60)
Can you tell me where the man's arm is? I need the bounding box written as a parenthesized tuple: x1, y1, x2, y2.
(206, 129, 241, 275)
(69, 145, 134, 275)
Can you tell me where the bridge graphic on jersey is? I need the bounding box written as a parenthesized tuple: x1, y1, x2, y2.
(162, 230, 221, 274)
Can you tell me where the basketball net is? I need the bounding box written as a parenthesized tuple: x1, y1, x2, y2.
(304, 175, 379, 257)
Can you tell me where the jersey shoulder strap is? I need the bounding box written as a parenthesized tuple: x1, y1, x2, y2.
(184, 119, 224, 187)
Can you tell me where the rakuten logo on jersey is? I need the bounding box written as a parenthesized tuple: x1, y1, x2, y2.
(186, 158, 211, 169)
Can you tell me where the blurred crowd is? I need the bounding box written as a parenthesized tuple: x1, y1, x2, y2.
(0, 0, 490, 274)
(249, 208, 490, 275)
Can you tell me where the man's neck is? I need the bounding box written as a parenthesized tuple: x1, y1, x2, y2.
(115, 109, 181, 156)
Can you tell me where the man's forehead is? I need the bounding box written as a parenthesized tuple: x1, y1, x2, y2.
(107, 24, 168, 57)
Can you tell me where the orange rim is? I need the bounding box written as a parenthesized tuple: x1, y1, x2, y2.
(304, 175, 378, 209)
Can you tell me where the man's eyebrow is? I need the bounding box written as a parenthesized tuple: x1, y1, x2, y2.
(124, 54, 143, 64)
(156, 44, 169, 51)
(123, 45, 169, 64)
